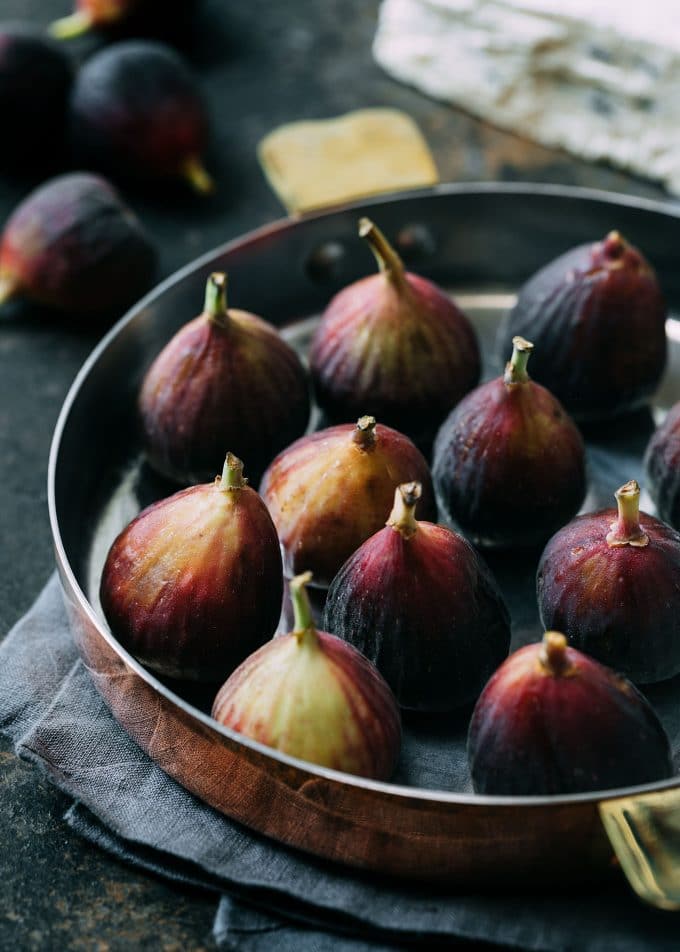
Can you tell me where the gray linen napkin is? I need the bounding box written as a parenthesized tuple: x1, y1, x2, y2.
(2, 574, 680, 951)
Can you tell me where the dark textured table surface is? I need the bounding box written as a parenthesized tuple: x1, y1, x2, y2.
(0, 0, 675, 947)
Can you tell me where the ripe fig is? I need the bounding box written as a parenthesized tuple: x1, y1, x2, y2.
(497, 231, 667, 420)
(50, 0, 194, 40)
(432, 336, 586, 549)
(644, 402, 680, 529)
(468, 632, 673, 795)
(323, 482, 511, 710)
(212, 571, 401, 780)
(537, 480, 680, 683)
(139, 272, 310, 485)
(100, 454, 283, 682)
(70, 41, 213, 193)
(260, 415, 436, 587)
(309, 218, 480, 450)
(0, 26, 73, 171)
(0, 172, 156, 318)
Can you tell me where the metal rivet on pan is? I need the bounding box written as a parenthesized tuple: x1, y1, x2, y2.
(305, 241, 346, 283)
(395, 224, 436, 264)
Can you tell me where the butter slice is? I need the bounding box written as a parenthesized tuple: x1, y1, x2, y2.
(258, 109, 439, 214)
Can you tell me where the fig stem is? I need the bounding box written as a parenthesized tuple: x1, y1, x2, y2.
(606, 480, 649, 547)
(352, 415, 377, 449)
(290, 571, 317, 644)
(0, 276, 18, 308)
(504, 336, 534, 385)
(182, 156, 215, 195)
(49, 10, 94, 39)
(220, 453, 246, 490)
(387, 482, 421, 539)
(538, 632, 574, 677)
(204, 273, 229, 327)
(358, 218, 406, 286)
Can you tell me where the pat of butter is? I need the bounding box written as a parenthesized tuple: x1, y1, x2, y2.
(258, 109, 439, 214)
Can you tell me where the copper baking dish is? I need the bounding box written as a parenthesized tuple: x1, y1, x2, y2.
(48, 184, 680, 906)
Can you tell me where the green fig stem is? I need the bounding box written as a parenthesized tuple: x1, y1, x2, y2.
(387, 482, 421, 539)
(219, 453, 246, 490)
(49, 10, 94, 39)
(290, 571, 317, 646)
(352, 415, 377, 449)
(205, 272, 229, 328)
(359, 218, 406, 287)
(504, 336, 534, 385)
(182, 156, 215, 195)
(0, 276, 17, 308)
(538, 632, 574, 678)
(606, 480, 649, 547)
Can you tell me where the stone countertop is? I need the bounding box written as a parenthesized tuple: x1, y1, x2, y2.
(0, 0, 674, 947)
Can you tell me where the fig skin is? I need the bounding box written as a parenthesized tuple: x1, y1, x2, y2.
(537, 481, 680, 683)
(324, 482, 511, 711)
(139, 273, 310, 485)
(212, 572, 401, 780)
(309, 218, 480, 450)
(644, 402, 680, 529)
(259, 416, 437, 587)
(468, 632, 673, 796)
(496, 232, 667, 420)
(70, 41, 213, 193)
(433, 337, 586, 549)
(100, 455, 283, 683)
(0, 27, 73, 171)
(0, 172, 156, 318)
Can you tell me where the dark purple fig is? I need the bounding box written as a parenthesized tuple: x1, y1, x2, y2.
(212, 571, 401, 780)
(0, 26, 73, 171)
(537, 480, 680, 683)
(0, 172, 156, 318)
(260, 415, 437, 587)
(468, 631, 673, 795)
(308, 218, 480, 450)
(139, 272, 310, 485)
(70, 41, 213, 193)
(644, 402, 680, 528)
(50, 0, 195, 40)
(433, 336, 586, 548)
(100, 454, 283, 682)
(497, 231, 667, 420)
(324, 482, 511, 710)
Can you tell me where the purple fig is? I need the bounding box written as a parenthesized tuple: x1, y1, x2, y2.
(433, 336, 586, 548)
(100, 454, 283, 682)
(497, 232, 667, 420)
(0, 172, 156, 318)
(260, 415, 437, 587)
(644, 402, 680, 528)
(309, 218, 480, 450)
(70, 41, 213, 193)
(468, 632, 673, 795)
(537, 480, 680, 683)
(212, 571, 401, 780)
(324, 482, 510, 710)
(139, 272, 310, 485)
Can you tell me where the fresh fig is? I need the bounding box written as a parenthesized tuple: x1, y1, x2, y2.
(260, 415, 436, 587)
(432, 336, 586, 548)
(70, 41, 213, 193)
(644, 402, 680, 529)
(0, 26, 73, 171)
(212, 571, 401, 780)
(497, 231, 667, 420)
(309, 218, 480, 450)
(537, 480, 680, 683)
(100, 454, 283, 682)
(0, 172, 156, 318)
(50, 0, 195, 40)
(468, 631, 673, 795)
(139, 272, 310, 485)
(324, 482, 511, 710)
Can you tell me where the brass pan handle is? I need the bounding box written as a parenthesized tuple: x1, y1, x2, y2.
(599, 786, 680, 910)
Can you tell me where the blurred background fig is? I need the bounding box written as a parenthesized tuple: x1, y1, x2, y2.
(537, 480, 680, 683)
(468, 632, 673, 796)
(0, 172, 156, 319)
(0, 26, 73, 172)
(100, 454, 283, 682)
(260, 415, 436, 587)
(70, 41, 213, 193)
(139, 272, 310, 485)
(50, 0, 196, 41)
(212, 571, 401, 780)
(323, 482, 510, 711)
(644, 403, 680, 529)
(497, 231, 667, 420)
(433, 336, 586, 549)
(309, 218, 480, 450)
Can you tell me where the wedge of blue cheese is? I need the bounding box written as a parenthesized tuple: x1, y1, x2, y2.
(374, 0, 680, 193)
